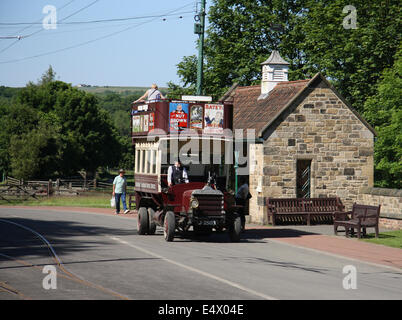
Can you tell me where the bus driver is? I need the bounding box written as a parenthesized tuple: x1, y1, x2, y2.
(167, 160, 189, 187)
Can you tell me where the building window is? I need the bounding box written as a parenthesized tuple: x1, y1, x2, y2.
(296, 159, 312, 198)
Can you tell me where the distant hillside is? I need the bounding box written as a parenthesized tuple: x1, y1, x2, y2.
(76, 86, 168, 96)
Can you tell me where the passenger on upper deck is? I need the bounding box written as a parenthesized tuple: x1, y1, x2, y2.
(133, 84, 166, 103)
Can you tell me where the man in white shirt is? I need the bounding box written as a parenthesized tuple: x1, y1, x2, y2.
(167, 160, 189, 187)
(112, 169, 129, 214)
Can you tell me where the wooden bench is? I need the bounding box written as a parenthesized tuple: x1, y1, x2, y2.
(266, 197, 344, 226)
(334, 203, 380, 238)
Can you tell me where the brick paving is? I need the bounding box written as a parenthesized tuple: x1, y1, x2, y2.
(246, 224, 402, 269)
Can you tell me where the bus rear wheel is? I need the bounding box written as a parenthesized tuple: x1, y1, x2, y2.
(147, 208, 156, 235)
(137, 207, 148, 235)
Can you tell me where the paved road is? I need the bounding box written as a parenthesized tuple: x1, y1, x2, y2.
(0, 207, 401, 300)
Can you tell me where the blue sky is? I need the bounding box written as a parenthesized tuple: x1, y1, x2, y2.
(0, 0, 207, 87)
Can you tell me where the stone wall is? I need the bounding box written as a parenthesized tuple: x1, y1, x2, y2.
(358, 187, 402, 230)
(261, 84, 374, 216)
(248, 143, 267, 224)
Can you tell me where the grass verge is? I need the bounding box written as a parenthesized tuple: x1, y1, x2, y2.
(0, 194, 112, 208)
(360, 230, 402, 249)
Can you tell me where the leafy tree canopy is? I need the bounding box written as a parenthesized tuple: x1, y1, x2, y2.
(0, 67, 123, 179)
(170, 0, 401, 108)
(364, 46, 402, 188)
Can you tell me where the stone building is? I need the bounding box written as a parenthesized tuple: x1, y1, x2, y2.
(222, 51, 376, 224)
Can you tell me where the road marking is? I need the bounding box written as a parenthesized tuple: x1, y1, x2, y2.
(108, 236, 278, 300)
(0, 219, 131, 300)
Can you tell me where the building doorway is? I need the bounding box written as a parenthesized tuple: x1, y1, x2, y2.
(296, 159, 311, 198)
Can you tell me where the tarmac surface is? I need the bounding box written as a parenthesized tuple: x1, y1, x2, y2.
(0, 206, 401, 300)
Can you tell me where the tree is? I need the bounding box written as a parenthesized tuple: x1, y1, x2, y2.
(9, 120, 62, 180)
(39, 65, 57, 85)
(0, 67, 124, 179)
(117, 136, 134, 170)
(169, 0, 308, 99)
(364, 47, 402, 188)
(170, 0, 400, 109)
(54, 87, 122, 175)
(297, 0, 401, 112)
(0, 103, 39, 176)
(112, 110, 131, 137)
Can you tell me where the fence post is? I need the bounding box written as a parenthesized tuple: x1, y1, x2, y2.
(48, 179, 52, 198)
(56, 178, 60, 195)
(93, 178, 97, 189)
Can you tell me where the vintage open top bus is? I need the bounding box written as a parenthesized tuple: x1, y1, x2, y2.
(131, 98, 242, 242)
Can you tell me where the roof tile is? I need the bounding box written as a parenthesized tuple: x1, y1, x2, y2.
(232, 80, 310, 137)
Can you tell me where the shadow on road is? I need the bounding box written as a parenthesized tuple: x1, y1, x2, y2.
(159, 227, 319, 244)
(243, 228, 318, 239)
(0, 216, 136, 263)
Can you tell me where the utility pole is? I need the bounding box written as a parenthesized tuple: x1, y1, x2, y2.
(194, 0, 206, 96)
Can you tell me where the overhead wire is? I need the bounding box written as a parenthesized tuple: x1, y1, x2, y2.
(22, 14, 194, 39)
(22, 0, 101, 39)
(0, 0, 76, 54)
(0, 10, 195, 26)
(0, 0, 101, 55)
(0, 2, 195, 64)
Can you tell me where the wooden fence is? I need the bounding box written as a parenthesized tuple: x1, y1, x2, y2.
(0, 176, 113, 201)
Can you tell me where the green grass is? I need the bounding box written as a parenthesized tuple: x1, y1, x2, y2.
(361, 230, 402, 249)
(0, 194, 112, 208)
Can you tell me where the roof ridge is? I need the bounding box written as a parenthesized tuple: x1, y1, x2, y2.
(238, 79, 310, 90)
(237, 85, 260, 89)
(276, 79, 311, 85)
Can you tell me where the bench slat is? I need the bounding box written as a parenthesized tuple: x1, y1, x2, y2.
(266, 197, 344, 226)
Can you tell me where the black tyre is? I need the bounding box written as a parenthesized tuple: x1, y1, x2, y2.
(229, 216, 241, 242)
(163, 211, 175, 242)
(137, 207, 148, 235)
(147, 208, 157, 235)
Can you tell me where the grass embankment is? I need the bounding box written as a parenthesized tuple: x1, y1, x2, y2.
(0, 169, 135, 208)
(0, 194, 112, 208)
(360, 230, 402, 249)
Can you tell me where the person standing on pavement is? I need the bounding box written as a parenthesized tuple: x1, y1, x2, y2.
(235, 177, 250, 232)
(113, 169, 129, 214)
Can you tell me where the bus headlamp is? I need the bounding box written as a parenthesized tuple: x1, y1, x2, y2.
(191, 198, 199, 209)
